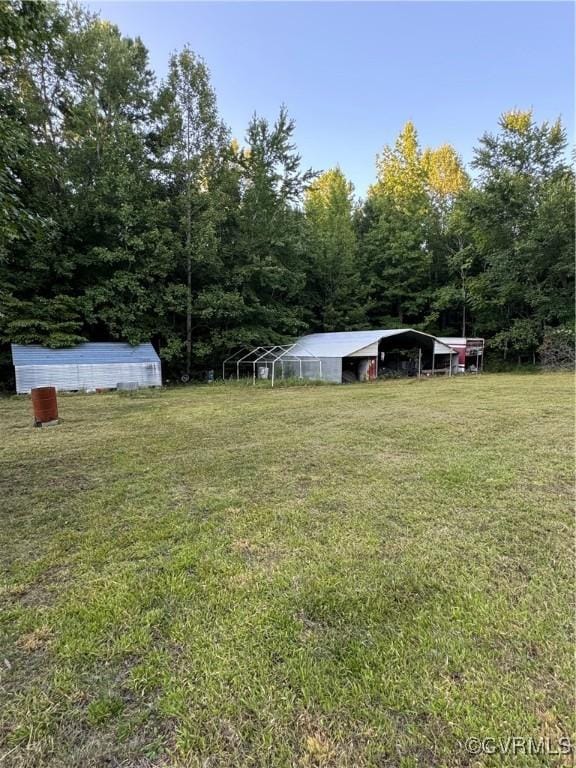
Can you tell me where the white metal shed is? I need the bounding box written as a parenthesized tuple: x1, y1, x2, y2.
(281, 329, 456, 383)
(11, 342, 162, 394)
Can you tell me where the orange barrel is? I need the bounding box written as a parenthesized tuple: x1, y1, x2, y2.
(31, 386, 59, 425)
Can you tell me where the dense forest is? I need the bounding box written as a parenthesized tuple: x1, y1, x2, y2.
(1, 1, 574, 385)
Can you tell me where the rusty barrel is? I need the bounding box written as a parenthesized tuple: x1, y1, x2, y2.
(31, 386, 59, 425)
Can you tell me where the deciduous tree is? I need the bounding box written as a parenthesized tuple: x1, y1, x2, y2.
(304, 168, 365, 330)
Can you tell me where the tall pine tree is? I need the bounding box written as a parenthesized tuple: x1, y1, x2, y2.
(304, 167, 365, 330)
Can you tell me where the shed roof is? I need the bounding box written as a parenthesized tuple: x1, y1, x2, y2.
(434, 337, 485, 354)
(286, 330, 455, 358)
(11, 342, 160, 366)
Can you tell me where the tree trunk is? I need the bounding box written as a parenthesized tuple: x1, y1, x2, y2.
(186, 193, 192, 378)
(185, 86, 192, 379)
(461, 268, 467, 337)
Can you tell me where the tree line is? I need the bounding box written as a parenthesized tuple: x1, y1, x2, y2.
(1, 1, 574, 384)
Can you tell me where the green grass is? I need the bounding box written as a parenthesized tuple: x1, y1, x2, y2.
(0, 373, 573, 767)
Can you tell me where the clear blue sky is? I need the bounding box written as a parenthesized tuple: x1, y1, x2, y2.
(86, 1, 574, 197)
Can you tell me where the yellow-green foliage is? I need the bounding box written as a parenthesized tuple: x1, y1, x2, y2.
(501, 109, 533, 134)
(422, 144, 469, 203)
(370, 121, 468, 212)
(305, 168, 356, 240)
(372, 121, 426, 206)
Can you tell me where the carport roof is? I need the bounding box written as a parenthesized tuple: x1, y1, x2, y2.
(287, 330, 455, 358)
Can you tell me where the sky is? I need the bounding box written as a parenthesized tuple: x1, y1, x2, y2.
(85, 1, 574, 197)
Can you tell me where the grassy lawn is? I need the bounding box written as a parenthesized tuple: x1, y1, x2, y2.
(0, 373, 573, 767)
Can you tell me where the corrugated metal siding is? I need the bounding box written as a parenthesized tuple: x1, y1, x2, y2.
(348, 342, 379, 357)
(11, 342, 159, 366)
(437, 337, 467, 347)
(15, 362, 162, 394)
(434, 341, 461, 355)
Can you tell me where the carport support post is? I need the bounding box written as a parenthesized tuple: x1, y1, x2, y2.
(431, 353, 435, 377)
(417, 347, 422, 378)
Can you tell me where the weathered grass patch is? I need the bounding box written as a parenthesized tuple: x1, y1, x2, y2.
(0, 373, 573, 767)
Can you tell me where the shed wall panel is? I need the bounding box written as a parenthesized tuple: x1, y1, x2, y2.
(349, 342, 378, 357)
(15, 362, 161, 394)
